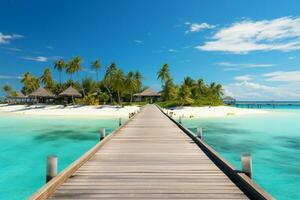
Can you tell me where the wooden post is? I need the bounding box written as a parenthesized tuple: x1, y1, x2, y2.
(100, 128, 106, 140)
(119, 118, 122, 126)
(46, 155, 57, 183)
(197, 127, 202, 139)
(241, 154, 252, 179)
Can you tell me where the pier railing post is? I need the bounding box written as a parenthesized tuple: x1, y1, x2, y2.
(46, 155, 57, 183)
(100, 128, 106, 140)
(241, 154, 252, 179)
(119, 118, 122, 126)
(197, 127, 203, 139)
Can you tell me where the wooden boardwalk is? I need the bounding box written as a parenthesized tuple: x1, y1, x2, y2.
(31, 104, 272, 200)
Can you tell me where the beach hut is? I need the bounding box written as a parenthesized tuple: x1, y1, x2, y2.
(58, 86, 82, 105)
(223, 96, 236, 105)
(134, 88, 161, 103)
(7, 92, 28, 103)
(29, 87, 55, 103)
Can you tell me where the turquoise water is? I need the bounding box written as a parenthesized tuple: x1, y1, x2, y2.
(0, 114, 120, 199)
(183, 109, 300, 200)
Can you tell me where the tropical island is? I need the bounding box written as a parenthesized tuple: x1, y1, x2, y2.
(0, 56, 265, 117)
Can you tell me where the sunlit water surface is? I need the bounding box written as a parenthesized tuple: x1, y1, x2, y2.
(0, 113, 120, 199)
(183, 108, 300, 200)
(1, 107, 300, 200)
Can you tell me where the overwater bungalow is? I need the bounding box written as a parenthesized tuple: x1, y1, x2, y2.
(29, 87, 55, 103)
(58, 86, 82, 105)
(223, 96, 236, 105)
(134, 88, 161, 103)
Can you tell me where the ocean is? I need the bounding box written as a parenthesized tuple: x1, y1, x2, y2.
(182, 106, 300, 200)
(0, 105, 299, 199)
(0, 114, 120, 199)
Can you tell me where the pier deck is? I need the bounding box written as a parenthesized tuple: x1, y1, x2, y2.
(31, 104, 272, 200)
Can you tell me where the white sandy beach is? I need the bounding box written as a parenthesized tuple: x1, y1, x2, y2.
(0, 104, 140, 117)
(163, 106, 268, 118)
(0, 104, 267, 118)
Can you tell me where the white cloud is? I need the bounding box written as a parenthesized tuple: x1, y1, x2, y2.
(224, 81, 300, 100)
(0, 75, 21, 79)
(1, 47, 22, 52)
(234, 75, 253, 81)
(262, 70, 300, 82)
(169, 48, 178, 53)
(185, 22, 215, 33)
(197, 17, 300, 53)
(217, 62, 274, 71)
(22, 56, 48, 62)
(134, 40, 143, 44)
(0, 33, 23, 44)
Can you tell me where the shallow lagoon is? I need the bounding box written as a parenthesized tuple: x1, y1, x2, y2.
(183, 109, 300, 200)
(0, 114, 120, 199)
(0, 108, 299, 199)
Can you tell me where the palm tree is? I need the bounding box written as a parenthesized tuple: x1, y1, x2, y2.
(134, 71, 142, 93)
(67, 56, 83, 82)
(193, 78, 206, 97)
(103, 63, 118, 103)
(82, 77, 97, 95)
(53, 59, 66, 85)
(111, 69, 125, 104)
(125, 71, 137, 102)
(214, 83, 224, 97)
(91, 59, 101, 82)
(2, 84, 13, 96)
(40, 68, 54, 90)
(178, 84, 193, 105)
(21, 72, 39, 95)
(67, 56, 85, 96)
(183, 76, 195, 87)
(209, 82, 224, 97)
(157, 64, 170, 84)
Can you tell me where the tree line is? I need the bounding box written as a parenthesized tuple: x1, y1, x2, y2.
(157, 64, 224, 107)
(2, 58, 224, 106)
(3, 56, 142, 105)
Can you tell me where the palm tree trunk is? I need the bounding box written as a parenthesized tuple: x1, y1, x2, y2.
(59, 71, 62, 85)
(96, 70, 99, 82)
(117, 90, 121, 105)
(130, 92, 133, 103)
(77, 71, 86, 97)
(104, 84, 113, 103)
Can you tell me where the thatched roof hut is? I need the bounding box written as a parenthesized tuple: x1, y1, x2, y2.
(223, 96, 236, 101)
(134, 88, 161, 97)
(222, 96, 236, 105)
(8, 92, 27, 99)
(29, 87, 55, 98)
(134, 88, 161, 103)
(58, 86, 82, 98)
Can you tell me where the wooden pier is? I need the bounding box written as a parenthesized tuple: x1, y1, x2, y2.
(30, 104, 273, 200)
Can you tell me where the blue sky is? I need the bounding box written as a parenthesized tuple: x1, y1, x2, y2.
(1, 0, 300, 100)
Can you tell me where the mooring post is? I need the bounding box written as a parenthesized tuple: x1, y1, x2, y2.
(100, 128, 106, 140)
(241, 154, 252, 179)
(119, 117, 122, 126)
(197, 127, 203, 139)
(46, 155, 57, 183)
